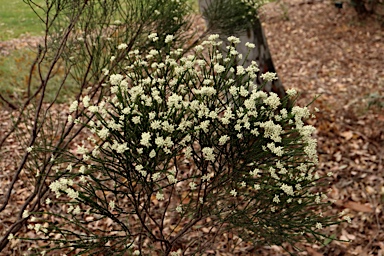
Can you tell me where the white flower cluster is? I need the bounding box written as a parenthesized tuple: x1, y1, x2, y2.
(49, 178, 78, 200)
(240, 0, 269, 12)
(51, 33, 331, 253)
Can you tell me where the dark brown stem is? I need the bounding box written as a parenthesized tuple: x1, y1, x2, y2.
(0, 93, 17, 110)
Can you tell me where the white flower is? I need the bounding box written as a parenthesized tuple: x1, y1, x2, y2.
(102, 68, 109, 76)
(260, 120, 282, 143)
(109, 200, 115, 211)
(165, 34, 174, 43)
(69, 100, 78, 113)
(208, 34, 219, 41)
(148, 32, 158, 42)
(250, 168, 260, 176)
(184, 147, 192, 158)
(167, 174, 177, 184)
(151, 120, 162, 130)
(292, 106, 311, 128)
(199, 120, 210, 133)
(110, 74, 124, 86)
(118, 43, 128, 50)
(218, 135, 230, 145)
(196, 59, 206, 66)
(236, 66, 245, 75)
(343, 216, 352, 223)
(149, 149, 156, 158)
(176, 205, 183, 213)
(227, 36, 240, 44)
(202, 174, 211, 182)
(273, 194, 280, 203)
(229, 86, 238, 96)
(27, 146, 33, 153)
(73, 205, 81, 215)
(202, 147, 215, 162)
(286, 88, 297, 97)
(66, 188, 79, 200)
(230, 189, 237, 197)
(245, 42, 255, 49)
(263, 92, 281, 110)
(88, 105, 98, 113)
(149, 112, 156, 120)
(115, 142, 129, 154)
(163, 137, 174, 148)
(260, 72, 278, 82)
(162, 121, 175, 133)
(132, 116, 141, 124)
(244, 99, 256, 110)
(170, 251, 181, 256)
(239, 86, 249, 97)
(152, 172, 161, 181)
(315, 222, 322, 230)
(194, 86, 216, 96)
(97, 127, 109, 140)
(140, 132, 151, 147)
(155, 136, 165, 147)
(281, 183, 294, 196)
(156, 192, 164, 201)
(22, 210, 29, 219)
(167, 94, 183, 109)
(76, 145, 87, 155)
(45, 198, 51, 205)
(189, 182, 197, 190)
(194, 45, 204, 52)
(214, 63, 225, 73)
(82, 95, 90, 108)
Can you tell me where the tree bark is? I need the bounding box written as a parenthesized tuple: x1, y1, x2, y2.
(351, 0, 371, 15)
(199, 0, 286, 98)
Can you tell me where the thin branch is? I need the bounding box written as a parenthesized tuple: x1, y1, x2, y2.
(0, 93, 17, 110)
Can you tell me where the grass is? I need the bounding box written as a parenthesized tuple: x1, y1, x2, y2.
(0, 0, 199, 42)
(0, 0, 200, 107)
(0, 48, 79, 106)
(0, 1, 45, 41)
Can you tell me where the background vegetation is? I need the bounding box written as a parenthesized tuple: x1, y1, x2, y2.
(0, 0, 45, 41)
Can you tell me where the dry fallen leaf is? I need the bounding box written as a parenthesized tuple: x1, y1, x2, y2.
(340, 130, 354, 140)
(344, 201, 373, 213)
(340, 229, 356, 241)
(306, 247, 323, 256)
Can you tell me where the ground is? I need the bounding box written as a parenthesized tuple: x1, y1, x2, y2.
(0, 0, 383, 255)
(261, 0, 384, 255)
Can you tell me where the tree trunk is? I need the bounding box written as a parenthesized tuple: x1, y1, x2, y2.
(199, 0, 286, 98)
(351, 0, 371, 15)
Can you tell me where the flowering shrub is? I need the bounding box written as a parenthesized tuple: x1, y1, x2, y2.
(22, 34, 345, 255)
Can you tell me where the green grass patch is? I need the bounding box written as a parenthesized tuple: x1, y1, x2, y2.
(0, 0, 200, 107)
(0, 0, 199, 41)
(0, 48, 79, 106)
(0, 1, 45, 41)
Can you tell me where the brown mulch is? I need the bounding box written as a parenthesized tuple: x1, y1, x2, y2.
(1, 0, 384, 255)
(261, 0, 384, 255)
